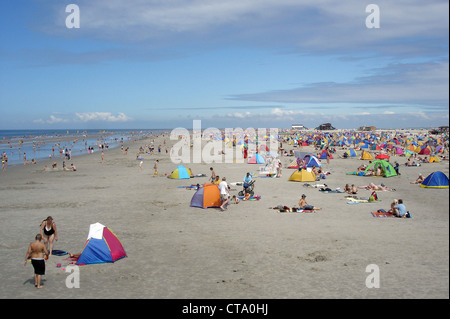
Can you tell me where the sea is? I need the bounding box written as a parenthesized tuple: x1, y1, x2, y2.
(0, 129, 166, 166)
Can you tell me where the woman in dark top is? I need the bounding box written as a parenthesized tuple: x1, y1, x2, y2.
(40, 216, 58, 257)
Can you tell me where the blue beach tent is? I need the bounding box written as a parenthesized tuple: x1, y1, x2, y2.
(76, 223, 127, 266)
(420, 171, 449, 188)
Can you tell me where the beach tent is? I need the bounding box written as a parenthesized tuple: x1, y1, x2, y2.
(303, 154, 322, 167)
(344, 149, 357, 157)
(361, 151, 374, 160)
(76, 222, 127, 266)
(170, 165, 191, 179)
(287, 158, 299, 169)
(190, 183, 222, 208)
(375, 154, 390, 160)
(419, 147, 432, 155)
(248, 153, 265, 164)
(288, 169, 316, 182)
(429, 156, 440, 163)
(420, 171, 449, 188)
(363, 159, 397, 178)
(319, 150, 333, 159)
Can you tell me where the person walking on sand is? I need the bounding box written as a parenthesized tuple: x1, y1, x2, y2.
(210, 167, 216, 183)
(40, 216, 57, 257)
(218, 177, 230, 211)
(101, 151, 104, 164)
(24, 234, 49, 289)
(153, 160, 159, 176)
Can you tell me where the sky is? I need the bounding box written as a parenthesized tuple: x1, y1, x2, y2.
(0, 0, 448, 130)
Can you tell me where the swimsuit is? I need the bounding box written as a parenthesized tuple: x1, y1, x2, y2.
(31, 258, 45, 275)
(43, 223, 55, 236)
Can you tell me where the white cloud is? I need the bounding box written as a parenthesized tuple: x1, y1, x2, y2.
(74, 112, 132, 122)
(226, 111, 251, 119)
(33, 115, 69, 124)
(230, 60, 449, 107)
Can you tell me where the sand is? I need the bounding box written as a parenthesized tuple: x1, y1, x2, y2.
(0, 131, 448, 299)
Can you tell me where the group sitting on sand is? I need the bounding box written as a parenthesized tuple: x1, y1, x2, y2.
(344, 184, 358, 194)
(272, 194, 322, 212)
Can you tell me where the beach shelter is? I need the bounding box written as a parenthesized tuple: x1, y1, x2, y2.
(344, 149, 357, 157)
(396, 147, 404, 155)
(319, 150, 333, 159)
(76, 223, 127, 266)
(363, 159, 397, 178)
(303, 154, 322, 167)
(170, 165, 191, 179)
(288, 169, 316, 182)
(429, 156, 440, 163)
(375, 154, 390, 160)
(190, 183, 222, 208)
(361, 151, 374, 160)
(420, 171, 449, 188)
(419, 146, 432, 155)
(248, 153, 265, 164)
(287, 158, 299, 169)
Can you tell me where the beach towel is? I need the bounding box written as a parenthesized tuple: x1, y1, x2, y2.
(238, 195, 261, 200)
(191, 174, 207, 178)
(64, 256, 79, 261)
(277, 209, 315, 213)
(319, 188, 344, 193)
(346, 198, 381, 204)
(52, 250, 68, 256)
(371, 211, 394, 217)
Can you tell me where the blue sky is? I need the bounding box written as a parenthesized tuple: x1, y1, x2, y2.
(0, 0, 448, 130)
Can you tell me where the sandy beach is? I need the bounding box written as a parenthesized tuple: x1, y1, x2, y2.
(0, 130, 448, 300)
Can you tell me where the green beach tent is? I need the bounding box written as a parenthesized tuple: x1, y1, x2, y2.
(363, 159, 397, 178)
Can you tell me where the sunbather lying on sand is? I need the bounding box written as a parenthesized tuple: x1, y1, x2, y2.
(358, 183, 393, 191)
(410, 174, 424, 184)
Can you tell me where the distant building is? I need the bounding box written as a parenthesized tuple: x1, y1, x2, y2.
(315, 123, 335, 130)
(359, 126, 376, 131)
(429, 126, 449, 134)
(291, 124, 307, 130)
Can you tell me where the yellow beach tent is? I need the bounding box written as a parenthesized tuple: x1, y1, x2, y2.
(288, 169, 316, 182)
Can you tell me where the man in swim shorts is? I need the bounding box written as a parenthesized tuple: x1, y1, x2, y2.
(24, 234, 49, 289)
